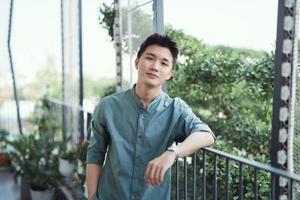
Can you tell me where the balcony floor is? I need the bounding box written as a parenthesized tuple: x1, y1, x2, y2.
(0, 168, 20, 200)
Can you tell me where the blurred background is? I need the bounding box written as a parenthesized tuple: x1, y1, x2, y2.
(0, 0, 299, 199)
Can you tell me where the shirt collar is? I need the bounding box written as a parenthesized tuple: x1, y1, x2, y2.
(129, 84, 163, 112)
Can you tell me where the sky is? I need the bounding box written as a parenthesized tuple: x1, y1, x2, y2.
(164, 0, 277, 50)
(0, 0, 116, 88)
(0, 0, 278, 90)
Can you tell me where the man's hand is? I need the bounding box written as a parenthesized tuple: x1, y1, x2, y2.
(144, 131, 214, 186)
(144, 151, 176, 185)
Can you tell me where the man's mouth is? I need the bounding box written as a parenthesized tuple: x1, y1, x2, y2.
(146, 73, 159, 78)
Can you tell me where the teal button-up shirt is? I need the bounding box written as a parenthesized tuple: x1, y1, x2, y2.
(86, 86, 214, 200)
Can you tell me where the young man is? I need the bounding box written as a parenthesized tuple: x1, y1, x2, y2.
(86, 33, 215, 200)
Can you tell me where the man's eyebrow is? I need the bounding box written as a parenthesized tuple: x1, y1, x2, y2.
(144, 52, 155, 57)
(162, 58, 170, 64)
(145, 52, 171, 64)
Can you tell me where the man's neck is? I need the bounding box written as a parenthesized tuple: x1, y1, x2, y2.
(135, 83, 161, 109)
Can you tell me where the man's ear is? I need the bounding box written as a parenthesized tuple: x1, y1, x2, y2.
(135, 58, 139, 69)
(166, 70, 174, 80)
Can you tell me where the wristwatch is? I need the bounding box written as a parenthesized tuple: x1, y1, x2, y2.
(167, 146, 179, 160)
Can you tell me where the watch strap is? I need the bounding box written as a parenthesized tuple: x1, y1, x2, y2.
(167, 147, 179, 160)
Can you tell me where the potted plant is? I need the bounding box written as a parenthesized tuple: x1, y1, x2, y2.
(0, 129, 11, 169)
(5, 132, 62, 200)
(59, 144, 77, 177)
(0, 95, 66, 199)
(75, 141, 89, 176)
(74, 141, 89, 199)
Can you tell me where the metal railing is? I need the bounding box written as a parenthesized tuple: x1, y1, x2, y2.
(47, 98, 92, 142)
(172, 147, 300, 200)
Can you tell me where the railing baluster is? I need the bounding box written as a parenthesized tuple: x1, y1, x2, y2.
(254, 168, 258, 200)
(176, 157, 179, 200)
(213, 154, 217, 200)
(202, 150, 206, 200)
(289, 179, 293, 200)
(225, 158, 229, 200)
(184, 157, 188, 200)
(86, 112, 92, 140)
(271, 174, 276, 199)
(239, 163, 243, 200)
(62, 104, 66, 141)
(193, 153, 196, 200)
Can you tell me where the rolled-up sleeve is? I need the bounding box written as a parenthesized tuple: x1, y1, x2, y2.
(86, 101, 110, 166)
(174, 98, 215, 143)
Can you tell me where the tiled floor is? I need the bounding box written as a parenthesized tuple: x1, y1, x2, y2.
(0, 169, 20, 200)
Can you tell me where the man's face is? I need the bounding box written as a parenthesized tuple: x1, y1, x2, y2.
(135, 44, 174, 88)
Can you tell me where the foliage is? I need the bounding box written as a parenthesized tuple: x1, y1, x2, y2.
(76, 141, 89, 165)
(98, 2, 153, 53)
(0, 129, 11, 167)
(60, 144, 77, 162)
(23, 58, 117, 101)
(102, 84, 116, 97)
(158, 25, 275, 198)
(30, 70, 117, 100)
(163, 25, 275, 199)
(121, 6, 153, 53)
(100, 80, 132, 98)
(0, 128, 9, 141)
(59, 140, 89, 165)
(3, 132, 62, 190)
(0, 96, 64, 190)
(166, 26, 274, 157)
(30, 95, 62, 138)
(211, 45, 267, 58)
(84, 78, 115, 100)
(27, 57, 61, 100)
(75, 141, 89, 187)
(98, 2, 115, 41)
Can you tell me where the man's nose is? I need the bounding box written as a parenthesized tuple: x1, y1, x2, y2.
(150, 61, 160, 71)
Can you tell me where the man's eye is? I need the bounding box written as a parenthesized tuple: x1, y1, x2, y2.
(162, 63, 168, 66)
(146, 57, 153, 60)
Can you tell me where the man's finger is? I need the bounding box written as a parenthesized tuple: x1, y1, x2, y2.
(144, 162, 152, 184)
(148, 162, 157, 184)
(145, 161, 155, 184)
(153, 165, 162, 185)
(159, 166, 166, 184)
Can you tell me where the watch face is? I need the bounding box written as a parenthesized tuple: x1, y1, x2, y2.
(168, 147, 175, 151)
(167, 147, 179, 159)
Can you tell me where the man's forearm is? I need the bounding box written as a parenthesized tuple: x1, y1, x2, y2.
(176, 131, 215, 158)
(86, 164, 102, 200)
(144, 131, 214, 185)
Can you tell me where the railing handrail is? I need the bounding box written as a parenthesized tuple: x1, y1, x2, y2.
(203, 147, 300, 182)
(47, 97, 91, 113)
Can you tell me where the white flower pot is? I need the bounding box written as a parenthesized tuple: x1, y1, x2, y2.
(30, 189, 54, 200)
(16, 175, 21, 186)
(77, 160, 84, 175)
(84, 181, 88, 199)
(59, 158, 75, 177)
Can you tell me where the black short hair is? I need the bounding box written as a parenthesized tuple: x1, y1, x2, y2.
(137, 33, 179, 69)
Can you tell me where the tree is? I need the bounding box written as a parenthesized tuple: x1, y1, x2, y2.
(166, 26, 274, 157)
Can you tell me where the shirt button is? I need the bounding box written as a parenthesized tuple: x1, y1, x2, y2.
(141, 115, 144, 119)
